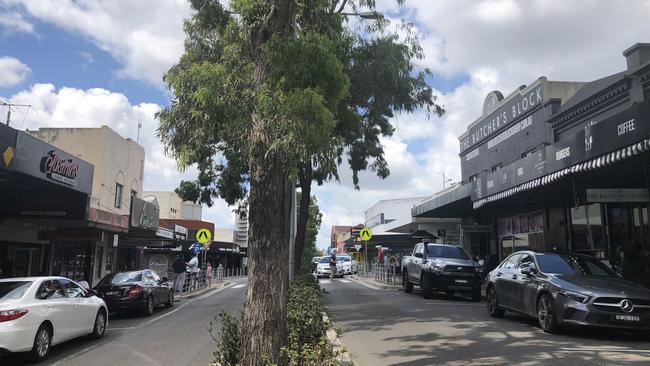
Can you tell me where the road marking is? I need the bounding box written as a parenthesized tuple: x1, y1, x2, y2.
(49, 342, 107, 366)
(320, 279, 331, 284)
(106, 326, 136, 331)
(346, 277, 384, 290)
(339, 279, 351, 283)
(231, 284, 246, 289)
(425, 302, 483, 306)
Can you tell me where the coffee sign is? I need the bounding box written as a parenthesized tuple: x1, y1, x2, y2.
(39, 150, 79, 186)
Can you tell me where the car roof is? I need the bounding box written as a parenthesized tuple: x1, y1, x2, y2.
(0, 276, 69, 282)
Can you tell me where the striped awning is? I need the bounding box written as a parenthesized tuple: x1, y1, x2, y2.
(473, 139, 650, 209)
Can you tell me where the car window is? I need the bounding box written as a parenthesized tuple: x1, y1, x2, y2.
(98, 272, 143, 286)
(414, 244, 423, 255)
(426, 245, 469, 259)
(319, 257, 330, 263)
(144, 271, 157, 285)
(518, 255, 535, 270)
(0, 281, 33, 300)
(150, 271, 161, 282)
(59, 278, 86, 298)
(537, 254, 616, 276)
(35, 280, 67, 300)
(501, 254, 521, 270)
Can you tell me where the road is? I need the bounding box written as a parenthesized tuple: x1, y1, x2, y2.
(1, 278, 246, 366)
(322, 276, 650, 366)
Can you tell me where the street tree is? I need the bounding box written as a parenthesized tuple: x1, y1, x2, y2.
(159, 0, 443, 363)
(298, 193, 323, 273)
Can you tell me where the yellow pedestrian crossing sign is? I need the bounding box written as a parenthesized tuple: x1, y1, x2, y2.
(196, 228, 212, 244)
(359, 227, 372, 241)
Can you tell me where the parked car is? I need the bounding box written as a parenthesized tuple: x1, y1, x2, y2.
(486, 251, 650, 334)
(94, 270, 173, 316)
(337, 255, 358, 274)
(315, 257, 343, 278)
(0, 277, 108, 362)
(402, 243, 482, 301)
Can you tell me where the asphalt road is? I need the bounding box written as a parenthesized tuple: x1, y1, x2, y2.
(1, 278, 246, 366)
(322, 276, 650, 366)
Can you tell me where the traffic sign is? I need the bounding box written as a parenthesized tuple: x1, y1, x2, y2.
(359, 227, 372, 241)
(196, 228, 212, 244)
(354, 244, 362, 251)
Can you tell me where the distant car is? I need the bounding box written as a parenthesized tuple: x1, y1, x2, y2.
(486, 251, 650, 334)
(310, 256, 322, 274)
(337, 255, 358, 275)
(315, 257, 343, 278)
(94, 270, 173, 316)
(0, 277, 108, 362)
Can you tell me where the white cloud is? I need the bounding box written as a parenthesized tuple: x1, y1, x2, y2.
(0, 56, 31, 87)
(8, 83, 234, 228)
(6, 0, 190, 85)
(0, 10, 35, 35)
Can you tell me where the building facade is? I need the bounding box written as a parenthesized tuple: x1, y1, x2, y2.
(413, 43, 650, 285)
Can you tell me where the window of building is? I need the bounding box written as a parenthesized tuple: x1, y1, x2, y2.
(570, 204, 605, 258)
(115, 183, 124, 209)
(468, 174, 478, 182)
(491, 163, 503, 172)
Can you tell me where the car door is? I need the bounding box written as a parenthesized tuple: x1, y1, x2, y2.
(59, 278, 96, 335)
(408, 244, 423, 283)
(494, 254, 521, 309)
(150, 271, 167, 305)
(510, 254, 537, 314)
(34, 280, 75, 343)
(144, 271, 159, 305)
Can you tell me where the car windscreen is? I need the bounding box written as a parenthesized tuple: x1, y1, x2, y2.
(319, 257, 331, 264)
(337, 256, 351, 262)
(536, 254, 616, 276)
(98, 272, 143, 286)
(426, 245, 469, 259)
(0, 281, 33, 300)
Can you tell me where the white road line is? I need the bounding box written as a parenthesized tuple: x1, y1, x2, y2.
(346, 277, 384, 290)
(231, 284, 246, 289)
(425, 302, 483, 306)
(320, 279, 331, 284)
(339, 279, 351, 283)
(106, 326, 136, 331)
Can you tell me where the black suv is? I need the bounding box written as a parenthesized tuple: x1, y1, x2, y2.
(402, 243, 482, 301)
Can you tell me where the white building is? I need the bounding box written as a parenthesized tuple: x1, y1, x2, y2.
(142, 191, 203, 220)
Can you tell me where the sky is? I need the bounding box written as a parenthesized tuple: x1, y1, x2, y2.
(1, 0, 649, 250)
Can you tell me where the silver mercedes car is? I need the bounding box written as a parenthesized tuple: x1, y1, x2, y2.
(486, 251, 650, 334)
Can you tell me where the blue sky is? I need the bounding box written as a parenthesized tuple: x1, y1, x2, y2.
(1, 0, 647, 249)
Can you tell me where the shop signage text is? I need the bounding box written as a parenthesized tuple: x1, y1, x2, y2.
(585, 102, 650, 159)
(586, 189, 650, 203)
(130, 197, 160, 230)
(39, 150, 79, 186)
(460, 85, 543, 152)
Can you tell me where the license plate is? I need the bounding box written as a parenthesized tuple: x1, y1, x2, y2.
(106, 291, 120, 296)
(454, 279, 468, 284)
(615, 314, 641, 322)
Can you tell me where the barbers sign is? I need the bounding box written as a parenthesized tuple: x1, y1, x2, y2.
(39, 150, 79, 186)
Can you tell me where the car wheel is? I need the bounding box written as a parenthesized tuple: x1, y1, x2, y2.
(90, 309, 107, 339)
(165, 291, 174, 307)
(486, 286, 505, 317)
(402, 271, 413, 293)
(537, 293, 559, 333)
(422, 274, 433, 299)
(29, 324, 52, 362)
(143, 295, 155, 316)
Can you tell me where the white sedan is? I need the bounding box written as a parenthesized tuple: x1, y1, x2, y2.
(0, 277, 108, 361)
(337, 255, 358, 274)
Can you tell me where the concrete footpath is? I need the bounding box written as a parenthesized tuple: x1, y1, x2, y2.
(177, 279, 235, 300)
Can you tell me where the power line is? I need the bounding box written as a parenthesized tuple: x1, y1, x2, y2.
(0, 99, 34, 127)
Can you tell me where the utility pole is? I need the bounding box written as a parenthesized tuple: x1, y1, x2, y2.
(442, 172, 454, 189)
(288, 179, 297, 281)
(1, 100, 33, 126)
(137, 119, 142, 143)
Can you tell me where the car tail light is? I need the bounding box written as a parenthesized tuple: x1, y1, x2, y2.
(0, 309, 29, 322)
(127, 285, 143, 299)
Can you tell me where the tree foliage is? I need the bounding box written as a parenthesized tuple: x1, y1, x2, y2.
(299, 194, 323, 272)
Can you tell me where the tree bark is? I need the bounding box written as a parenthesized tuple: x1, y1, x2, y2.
(240, 1, 295, 365)
(294, 164, 312, 274)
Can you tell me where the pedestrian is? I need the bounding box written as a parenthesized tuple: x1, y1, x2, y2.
(172, 255, 186, 293)
(187, 254, 199, 290)
(207, 263, 213, 286)
(74, 273, 90, 289)
(378, 247, 385, 265)
(329, 249, 337, 280)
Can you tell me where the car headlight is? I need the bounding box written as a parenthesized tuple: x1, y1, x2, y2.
(425, 262, 444, 272)
(558, 289, 590, 304)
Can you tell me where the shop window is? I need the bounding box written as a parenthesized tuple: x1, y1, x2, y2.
(570, 204, 605, 258)
(115, 183, 124, 209)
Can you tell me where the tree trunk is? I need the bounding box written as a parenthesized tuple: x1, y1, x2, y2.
(294, 164, 312, 274)
(240, 1, 295, 365)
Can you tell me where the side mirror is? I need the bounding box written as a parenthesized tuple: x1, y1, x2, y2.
(521, 267, 535, 276)
(162, 277, 169, 283)
(414, 252, 423, 259)
(86, 289, 99, 297)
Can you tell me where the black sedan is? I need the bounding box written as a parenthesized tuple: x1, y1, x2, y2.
(94, 269, 174, 316)
(486, 251, 650, 333)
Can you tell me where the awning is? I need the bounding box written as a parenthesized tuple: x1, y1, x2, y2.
(473, 139, 650, 209)
(412, 184, 472, 218)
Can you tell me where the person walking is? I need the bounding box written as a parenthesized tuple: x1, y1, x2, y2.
(207, 263, 213, 286)
(172, 255, 186, 293)
(187, 254, 199, 290)
(329, 250, 337, 280)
